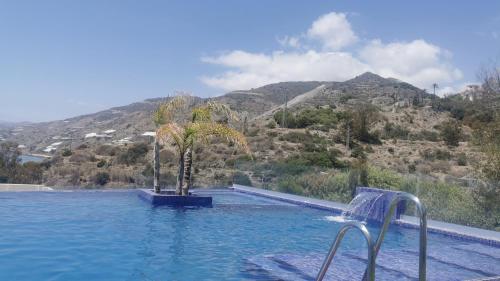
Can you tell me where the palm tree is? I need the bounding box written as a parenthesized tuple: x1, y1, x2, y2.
(157, 121, 249, 196)
(157, 100, 247, 196)
(152, 96, 190, 193)
(432, 83, 439, 96)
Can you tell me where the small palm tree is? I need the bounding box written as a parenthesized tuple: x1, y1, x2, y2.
(432, 83, 439, 96)
(157, 101, 248, 196)
(152, 96, 190, 193)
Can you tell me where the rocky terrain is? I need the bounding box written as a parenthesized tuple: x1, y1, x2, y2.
(0, 72, 482, 189)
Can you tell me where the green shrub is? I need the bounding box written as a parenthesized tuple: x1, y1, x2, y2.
(233, 171, 252, 186)
(350, 146, 366, 159)
(96, 159, 107, 168)
(410, 130, 439, 141)
(61, 149, 72, 157)
(273, 110, 297, 128)
(95, 145, 119, 156)
(266, 120, 277, 129)
(94, 172, 110, 186)
(408, 163, 416, 173)
(117, 143, 149, 165)
(266, 131, 278, 138)
(383, 122, 410, 139)
(69, 153, 92, 163)
(77, 143, 89, 149)
(440, 120, 462, 147)
(274, 107, 341, 129)
(277, 177, 304, 195)
(276, 173, 352, 202)
(339, 94, 355, 103)
(367, 166, 402, 189)
(142, 163, 154, 177)
(279, 131, 314, 143)
(456, 153, 467, 166)
(420, 148, 451, 161)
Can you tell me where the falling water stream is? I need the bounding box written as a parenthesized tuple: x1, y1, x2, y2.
(326, 192, 384, 224)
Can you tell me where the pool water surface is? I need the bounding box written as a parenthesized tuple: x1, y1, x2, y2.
(0, 190, 498, 280)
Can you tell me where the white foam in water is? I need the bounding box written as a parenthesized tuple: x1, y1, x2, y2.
(324, 215, 350, 223)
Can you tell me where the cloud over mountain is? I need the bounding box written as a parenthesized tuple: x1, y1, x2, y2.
(201, 11, 463, 93)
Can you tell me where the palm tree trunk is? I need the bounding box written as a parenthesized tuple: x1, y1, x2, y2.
(153, 137, 161, 193)
(176, 152, 184, 195)
(182, 147, 193, 196)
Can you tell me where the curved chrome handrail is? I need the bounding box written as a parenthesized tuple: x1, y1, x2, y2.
(316, 221, 375, 281)
(372, 192, 427, 281)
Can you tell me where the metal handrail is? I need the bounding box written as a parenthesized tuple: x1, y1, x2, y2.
(316, 221, 375, 281)
(372, 192, 427, 281)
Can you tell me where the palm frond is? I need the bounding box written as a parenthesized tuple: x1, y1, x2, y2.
(191, 106, 212, 122)
(153, 96, 191, 126)
(156, 123, 186, 153)
(188, 122, 250, 154)
(192, 101, 240, 123)
(206, 101, 239, 122)
(152, 106, 167, 126)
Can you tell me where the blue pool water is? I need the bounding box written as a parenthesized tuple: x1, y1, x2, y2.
(0, 190, 499, 281)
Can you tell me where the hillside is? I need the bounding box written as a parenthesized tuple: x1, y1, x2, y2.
(0, 72, 479, 188)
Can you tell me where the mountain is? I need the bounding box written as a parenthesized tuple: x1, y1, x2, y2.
(2, 72, 432, 152)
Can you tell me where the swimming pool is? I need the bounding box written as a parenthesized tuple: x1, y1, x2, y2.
(0, 190, 498, 280)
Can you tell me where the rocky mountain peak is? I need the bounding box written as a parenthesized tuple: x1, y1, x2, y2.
(345, 72, 389, 85)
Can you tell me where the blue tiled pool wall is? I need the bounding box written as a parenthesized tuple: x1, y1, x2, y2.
(229, 186, 500, 248)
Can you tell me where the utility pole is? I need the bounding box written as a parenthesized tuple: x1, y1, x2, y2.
(432, 83, 439, 96)
(346, 124, 350, 152)
(281, 89, 287, 128)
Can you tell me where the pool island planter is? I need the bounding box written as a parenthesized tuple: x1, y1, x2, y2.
(138, 189, 212, 207)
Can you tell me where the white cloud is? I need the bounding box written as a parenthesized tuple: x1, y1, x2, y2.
(435, 82, 476, 97)
(359, 39, 463, 88)
(201, 50, 369, 90)
(201, 11, 464, 92)
(277, 36, 301, 48)
(307, 12, 358, 50)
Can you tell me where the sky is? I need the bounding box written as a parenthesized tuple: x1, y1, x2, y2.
(0, 0, 499, 122)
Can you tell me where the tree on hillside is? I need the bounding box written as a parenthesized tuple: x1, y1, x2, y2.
(0, 142, 45, 184)
(440, 120, 462, 147)
(474, 117, 500, 229)
(273, 109, 296, 128)
(477, 61, 500, 96)
(351, 103, 381, 144)
(0, 142, 20, 183)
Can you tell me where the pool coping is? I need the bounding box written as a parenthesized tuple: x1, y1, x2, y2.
(231, 184, 500, 247)
(137, 188, 212, 206)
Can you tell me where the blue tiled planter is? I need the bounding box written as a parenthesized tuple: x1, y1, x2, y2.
(138, 189, 212, 207)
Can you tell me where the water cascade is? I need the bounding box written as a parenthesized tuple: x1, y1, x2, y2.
(341, 192, 384, 223)
(326, 187, 407, 223)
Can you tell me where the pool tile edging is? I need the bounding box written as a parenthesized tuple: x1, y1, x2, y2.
(231, 184, 500, 248)
(231, 184, 346, 213)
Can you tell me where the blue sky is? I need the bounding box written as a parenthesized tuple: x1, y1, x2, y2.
(1, 0, 499, 122)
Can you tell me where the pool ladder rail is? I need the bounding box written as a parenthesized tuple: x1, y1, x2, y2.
(315, 192, 427, 281)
